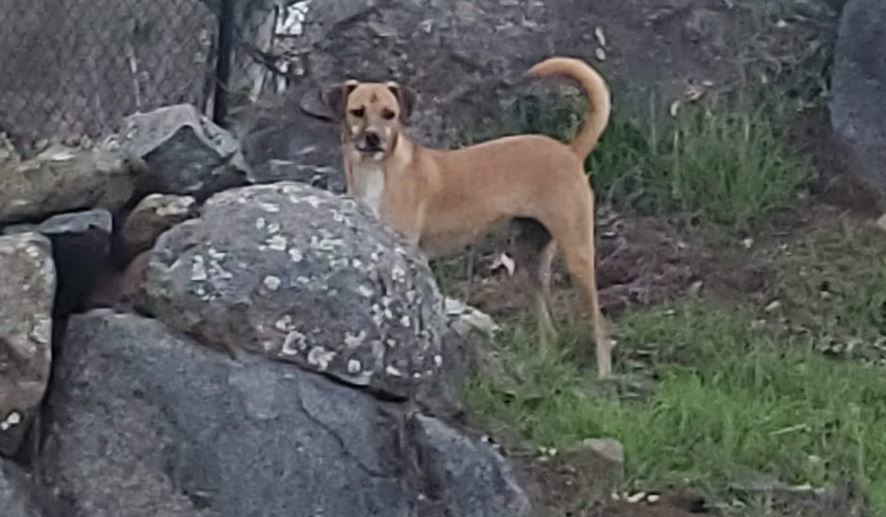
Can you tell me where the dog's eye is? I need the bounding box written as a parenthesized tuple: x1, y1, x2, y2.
(349, 107, 365, 118)
(381, 109, 396, 120)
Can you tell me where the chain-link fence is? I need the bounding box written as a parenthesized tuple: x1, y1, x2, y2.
(0, 0, 239, 155)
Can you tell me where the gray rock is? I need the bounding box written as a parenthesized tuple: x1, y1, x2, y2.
(138, 182, 447, 399)
(39, 311, 531, 517)
(0, 233, 54, 456)
(2, 208, 112, 238)
(84, 251, 153, 312)
(36, 209, 112, 237)
(5, 209, 114, 316)
(0, 144, 136, 225)
(831, 0, 886, 193)
(121, 194, 198, 260)
(232, 87, 347, 194)
(40, 209, 114, 316)
(0, 133, 20, 166)
(444, 298, 500, 338)
(411, 415, 532, 517)
(0, 460, 54, 517)
(122, 104, 251, 200)
(573, 438, 625, 504)
(434, 299, 501, 410)
(251, 159, 344, 193)
(295, 0, 746, 147)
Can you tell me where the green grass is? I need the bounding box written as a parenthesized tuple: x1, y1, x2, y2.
(464, 219, 886, 515)
(466, 306, 886, 514)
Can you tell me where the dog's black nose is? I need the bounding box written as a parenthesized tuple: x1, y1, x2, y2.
(364, 131, 381, 148)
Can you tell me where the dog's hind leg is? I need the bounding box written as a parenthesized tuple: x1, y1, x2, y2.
(535, 240, 558, 344)
(512, 218, 558, 347)
(542, 194, 611, 377)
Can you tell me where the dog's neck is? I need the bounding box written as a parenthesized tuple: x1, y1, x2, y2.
(348, 135, 416, 217)
(352, 156, 385, 217)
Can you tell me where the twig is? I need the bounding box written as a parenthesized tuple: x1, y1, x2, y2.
(125, 42, 143, 110)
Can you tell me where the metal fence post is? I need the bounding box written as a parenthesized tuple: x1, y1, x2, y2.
(213, 0, 235, 127)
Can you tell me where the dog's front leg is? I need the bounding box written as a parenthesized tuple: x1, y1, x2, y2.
(393, 202, 427, 253)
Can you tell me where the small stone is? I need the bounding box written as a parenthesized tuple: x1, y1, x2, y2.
(594, 26, 607, 47)
(580, 437, 624, 465)
(626, 492, 647, 503)
(0, 411, 21, 431)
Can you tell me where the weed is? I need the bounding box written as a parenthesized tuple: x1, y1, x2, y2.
(651, 102, 810, 230)
(770, 216, 886, 359)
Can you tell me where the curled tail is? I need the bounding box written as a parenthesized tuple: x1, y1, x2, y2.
(526, 57, 611, 160)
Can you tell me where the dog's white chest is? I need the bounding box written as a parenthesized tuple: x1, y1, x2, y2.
(354, 161, 386, 217)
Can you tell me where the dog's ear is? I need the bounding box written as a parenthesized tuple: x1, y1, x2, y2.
(323, 80, 359, 120)
(387, 82, 416, 124)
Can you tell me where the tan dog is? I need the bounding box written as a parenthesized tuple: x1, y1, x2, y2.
(325, 57, 613, 376)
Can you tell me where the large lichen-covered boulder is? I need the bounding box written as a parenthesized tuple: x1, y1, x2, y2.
(138, 182, 447, 399)
(0, 233, 55, 456)
(38, 311, 531, 517)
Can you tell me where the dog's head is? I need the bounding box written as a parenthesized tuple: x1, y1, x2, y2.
(324, 80, 416, 159)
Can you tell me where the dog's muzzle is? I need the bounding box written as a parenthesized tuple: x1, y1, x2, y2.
(355, 131, 385, 154)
